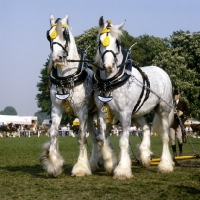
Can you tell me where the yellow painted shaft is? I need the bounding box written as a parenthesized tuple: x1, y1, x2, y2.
(151, 155, 197, 162)
(150, 162, 159, 166)
(132, 155, 199, 166)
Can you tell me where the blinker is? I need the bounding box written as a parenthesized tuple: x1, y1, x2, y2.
(50, 29, 57, 39)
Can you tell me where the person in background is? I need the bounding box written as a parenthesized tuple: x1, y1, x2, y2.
(170, 90, 190, 157)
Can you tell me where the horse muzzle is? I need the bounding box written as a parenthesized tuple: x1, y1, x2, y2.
(52, 56, 65, 67)
(53, 61, 64, 67)
(104, 63, 115, 73)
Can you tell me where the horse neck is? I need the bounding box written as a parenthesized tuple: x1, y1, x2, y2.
(57, 40, 80, 77)
(100, 50, 124, 79)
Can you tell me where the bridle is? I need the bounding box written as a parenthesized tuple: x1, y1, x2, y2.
(46, 18, 70, 56)
(98, 21, 121, 69)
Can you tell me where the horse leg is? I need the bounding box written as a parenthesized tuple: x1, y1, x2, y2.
(88, 113, 103, 172)
(135, 117, 152, 167)
(113, 115, 133, 179)
(96, 111, 118, 174)
(156, 109, 174, 173)
(39, 104, 64, 177)
(71, 111, 91, 176)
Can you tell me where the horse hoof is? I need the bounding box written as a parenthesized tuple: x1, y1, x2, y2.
(113, 175, 126, 180)
(48, 168, 63, 178)
(71, 171, 91, 177)
(113, 174, 134, 180)
(157, 167, 173, 173)
(140, 161, 151, 168)
(158, 169, 173, 173)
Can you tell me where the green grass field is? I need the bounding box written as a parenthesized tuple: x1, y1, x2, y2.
(0, 135, 200, 200)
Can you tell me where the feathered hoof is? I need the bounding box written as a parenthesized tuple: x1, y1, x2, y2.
(104, 161, 117, 175)
(157, 167, 173, 173)
(71, 171, 91, 177)
(39, 152, 64, 177)
(157, 160, 174, 173)
(89, 161, 101, 172)
(113, 165, 133, 180)
(140, 158, 151, 168)
(104, 160, 117, 175)
(89, 165, 99, 172)
(71, 162, 92, 177)
(48, 168, 63, 178)
(71, 171, 92, 177)
(39, 143, 64, 177)
(113, 173, 134, 180)
(138, 149, 152, 168)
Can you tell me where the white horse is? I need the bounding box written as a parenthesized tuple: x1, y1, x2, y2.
(93, 16, 174, 179)
(39, 14, 98, 177)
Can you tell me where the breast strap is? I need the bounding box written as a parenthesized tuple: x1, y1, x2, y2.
(93, 48, 151, 114)
(49, 50, 88, 87)
(93, 49, 132, 90)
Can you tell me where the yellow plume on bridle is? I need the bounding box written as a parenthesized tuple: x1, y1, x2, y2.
(50, 23, 68, 39)
(100, 20, 112, 47)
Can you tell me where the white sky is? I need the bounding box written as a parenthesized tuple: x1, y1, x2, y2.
(0, 0, 199, 116)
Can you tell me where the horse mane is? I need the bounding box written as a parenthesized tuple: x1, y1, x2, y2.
(56, 21, 64, 41)
(110, 26, 123, 39)
(94, 49, 100, 66)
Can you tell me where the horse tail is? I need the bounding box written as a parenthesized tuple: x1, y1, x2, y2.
(151, 108, 174, 136)
(151, 113, 162, 136)
(168, 108, 174, 127)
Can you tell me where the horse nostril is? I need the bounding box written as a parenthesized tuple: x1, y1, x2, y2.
(58, 56, 63, 61)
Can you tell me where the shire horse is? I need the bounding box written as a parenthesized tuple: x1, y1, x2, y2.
(39, 14, 98, 177)
(92, 16, 174, 179)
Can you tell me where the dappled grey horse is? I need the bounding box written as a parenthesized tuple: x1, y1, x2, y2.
(39, 14, 98, 177)
(92, 16, 174, 179)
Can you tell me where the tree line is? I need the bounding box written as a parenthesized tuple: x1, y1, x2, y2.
(36, 27, 200, 123)
(0, 106, 17, 115)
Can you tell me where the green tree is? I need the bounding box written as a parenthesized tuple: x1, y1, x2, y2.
(170, 31, 200, 73)
(34, 111, 48, 124)
(75, 26, 99, 60)
(36, 57, 51, 114)
(152, 31, 200, 118)
(121, 32, 168, 66)
(36, 27, 200, 122)
(0, 106, 17, 115)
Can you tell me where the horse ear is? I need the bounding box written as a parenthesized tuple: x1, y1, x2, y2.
(115, 21, 126, 30)
(99, 16, 104, 28)
(63, 14, 69, 25)
(50, 14, 55, 25)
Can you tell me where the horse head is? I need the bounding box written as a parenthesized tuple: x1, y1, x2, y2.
(46, 14, 79, 74)
(96, 16, 125, 74)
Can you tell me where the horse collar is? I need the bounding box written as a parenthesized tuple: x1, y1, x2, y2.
(49, 50, 88, 100)
(93, 49, 132, 103)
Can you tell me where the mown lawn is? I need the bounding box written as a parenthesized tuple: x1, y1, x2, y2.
(0, 135, 200, 200)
